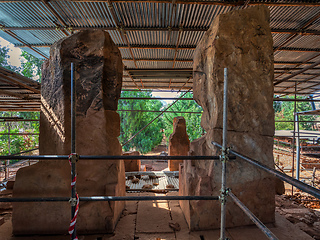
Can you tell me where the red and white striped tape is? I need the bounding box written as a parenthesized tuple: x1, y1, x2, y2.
(68, 153, 79, 240)
(68, 193, 79, 236)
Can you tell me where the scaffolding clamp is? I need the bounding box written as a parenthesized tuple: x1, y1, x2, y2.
(219, 188, 230, 205)
(68, 153, 79, 164)
(69, 197, 77, 207)
(219, 147, 230, 162)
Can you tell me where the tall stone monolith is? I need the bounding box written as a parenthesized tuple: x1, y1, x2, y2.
(12, 30, 125, 235)
(168, 117, 190, 171)
(179, 6, 275, 230)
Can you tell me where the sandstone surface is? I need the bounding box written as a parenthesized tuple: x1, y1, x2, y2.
(123, 151, 141, 172)
(12, 30, 125, 235)
(168, 117, 190, 171)
(179, 6, 275, 230)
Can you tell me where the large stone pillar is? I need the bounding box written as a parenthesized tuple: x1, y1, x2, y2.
(179, 6, 275, 230)
(168, 117, 190, 171)
(12, 30, 125, 235)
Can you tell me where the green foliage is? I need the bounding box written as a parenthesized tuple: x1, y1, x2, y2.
(274, 96, 316, 130)
(0, 112, 39, 157)
(0, 46, 41, 157)
(118, 91, 164, 154)
(21, 51, 43, 81)
(0, 46, 18, 72)
(162, 92, 203, 143)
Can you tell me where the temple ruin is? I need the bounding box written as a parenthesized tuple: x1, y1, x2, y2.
(180, 5, 275, 230)
(12, 30, 125, 234)
(1, 2, 320, 240)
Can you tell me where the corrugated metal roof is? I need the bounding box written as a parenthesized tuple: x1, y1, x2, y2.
(0, 1, 319, 94)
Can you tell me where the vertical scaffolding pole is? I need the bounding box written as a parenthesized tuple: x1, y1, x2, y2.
(292, 82, 297, 195)
(220, 68, 228, 240)
(295, 113, 300, 180)
(70, 62, 77, 240)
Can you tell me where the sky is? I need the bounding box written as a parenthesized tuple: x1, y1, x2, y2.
(0, 36, 22, 68)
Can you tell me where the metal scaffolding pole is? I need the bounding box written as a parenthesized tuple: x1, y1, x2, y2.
(295, 113, 300, 180)
(292, 82, 297, 195)
(70, 63, 77, 240)
(212, 142, 320, 199)
(229, 191, 278, 240)
(0, 155, 225, 161)
(0, 195, 220, 202)
(220, 68, 228, 240)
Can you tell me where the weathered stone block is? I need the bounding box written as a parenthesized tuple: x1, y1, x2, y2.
(179, 6, 275, 230)
(168, 117, 190, 171)
(123, 151, 141, 172)
(12, 30, 125, 235)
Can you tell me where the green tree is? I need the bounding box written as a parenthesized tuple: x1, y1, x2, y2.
(0, 46, 18, 72)
(118, 91, 164, 154)
(0, 47, 40, 157)
(162, 92, 203, 143)
(274, 96, 316, 130)
(20, 51, 43, 81)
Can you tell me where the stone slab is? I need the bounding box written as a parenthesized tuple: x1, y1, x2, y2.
(136, 193, 173, 233)
(135, 233, 176, 240)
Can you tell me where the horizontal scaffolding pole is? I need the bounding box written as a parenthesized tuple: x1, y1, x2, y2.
(119, 97, 193, 100)
(0, 155, 230, 160)
(212, 141, 320, 200)
(0, 119, 39, 122)
(0, 132, 39, 135)
(229, 191, 279, 240)
(0, 195, 220, 202)
(117, 109, 202, 114)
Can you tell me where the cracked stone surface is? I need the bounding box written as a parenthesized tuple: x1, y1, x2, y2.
(12, 30, 125, 235)
(179, 5, 275, 230)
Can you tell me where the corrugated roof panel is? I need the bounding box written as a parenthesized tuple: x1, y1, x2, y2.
(137, 61, 173, 69)
(273, 33, 294, 47)
(50, 1, 115, 27)
(0, 2, 56, 27)
(126, 31, 178, 46)
(29, 30, 66, 44)
(177, 49, 194, 60)
(274, 51, 320, 63)
(270, 6, 320, 29)
(119, 48, 131, 59)
(108, 30, 124, 45)
(113, 2, 171, 28)
(285, 35, 320, 49)
(179, 31, 204, 46)
(174, 62, 193, 69)
(175, 4, 232, 28)
(132, 48, 175, 60)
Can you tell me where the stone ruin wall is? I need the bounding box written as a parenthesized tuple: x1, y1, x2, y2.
(12, 30, 125, 235)
(179, 5, 275, 230)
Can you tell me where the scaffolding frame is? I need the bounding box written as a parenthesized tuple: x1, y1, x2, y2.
(1, 68, 320, 240)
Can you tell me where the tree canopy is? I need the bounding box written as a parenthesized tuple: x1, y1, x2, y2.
(0, 47, 41, 157)
(162, 92, 203, 143)
(274, 96, 316, 130)
(118, 91, 164, 154)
